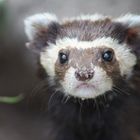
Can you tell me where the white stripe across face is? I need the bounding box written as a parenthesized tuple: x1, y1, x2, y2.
(40, 37, 136, 78)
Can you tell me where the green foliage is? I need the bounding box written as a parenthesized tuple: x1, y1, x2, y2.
(0, 94, 24, 104)
(0, 0, 6, 33)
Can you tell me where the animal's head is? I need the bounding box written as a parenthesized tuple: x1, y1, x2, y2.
(24, 13, 140, 99)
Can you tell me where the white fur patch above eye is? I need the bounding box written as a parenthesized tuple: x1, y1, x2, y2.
(115, 13, 140, 27)
(24, 13, 58, 40)
(63, 13, 108, 22)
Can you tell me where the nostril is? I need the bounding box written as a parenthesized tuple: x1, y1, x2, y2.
(75, 71, 80, 78)
(88, 73, 94, 79)
(88, 70, 94, 78)
(75, 71, 80, 80)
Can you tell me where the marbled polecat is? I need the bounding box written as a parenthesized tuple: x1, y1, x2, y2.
(24, 13, 140, 140)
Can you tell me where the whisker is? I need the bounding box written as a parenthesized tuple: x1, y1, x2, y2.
(78, 98, 83, 123)
(64, 95, 71, 104)
(61, 94, 70, 104)
(30, 80, 48, 96)
(94, 98, 101, 118)
(48, 90, 59, 110)
(112, 86, 130, 95)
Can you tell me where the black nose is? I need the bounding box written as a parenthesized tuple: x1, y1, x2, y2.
(75, 69, 94, 81)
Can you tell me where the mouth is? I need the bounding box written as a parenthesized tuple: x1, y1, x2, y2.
(72, 82, 97, 99)
(76, 82, 95, 89)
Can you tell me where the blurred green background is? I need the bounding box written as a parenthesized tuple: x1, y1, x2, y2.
(0, 0, 140, 140)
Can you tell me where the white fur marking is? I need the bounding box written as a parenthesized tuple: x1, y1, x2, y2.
(61, 66, 112, 99)
(115, 13, 140, 27)
(63, 13, 108, 22)
(40, 45, 58, 77)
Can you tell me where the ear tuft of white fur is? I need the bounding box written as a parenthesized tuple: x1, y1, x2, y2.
(115, 14, 140, 27)
(63, 13, 107, 23)
(24, 13, 58, 40)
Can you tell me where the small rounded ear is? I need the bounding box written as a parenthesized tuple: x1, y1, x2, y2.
(115, 14, 140, 56)
(24, 13, 60, 52)
(24, 13, 58, 40)
(125, 27, 140, 55)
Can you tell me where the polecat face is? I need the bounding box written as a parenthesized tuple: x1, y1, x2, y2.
(24, 13, 140, 99)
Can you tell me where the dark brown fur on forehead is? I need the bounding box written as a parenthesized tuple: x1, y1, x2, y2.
(58, 18, 128, 43)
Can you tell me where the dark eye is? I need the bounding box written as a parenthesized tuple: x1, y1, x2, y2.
(59, 52, 68, 64)
(102, 50, 113, 62)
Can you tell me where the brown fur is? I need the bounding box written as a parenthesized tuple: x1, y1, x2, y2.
(59, 19, 127, 43)
(55, 47, 120, 82)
